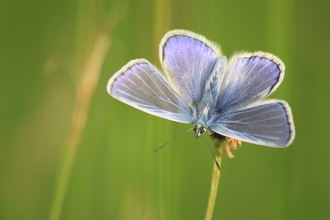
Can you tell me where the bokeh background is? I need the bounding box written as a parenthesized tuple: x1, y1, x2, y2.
(1, 0, 329, 219)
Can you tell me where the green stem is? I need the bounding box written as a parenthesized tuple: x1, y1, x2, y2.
(204, 135, 224, 220)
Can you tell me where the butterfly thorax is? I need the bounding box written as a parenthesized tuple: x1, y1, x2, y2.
(193, 96, 217, 138)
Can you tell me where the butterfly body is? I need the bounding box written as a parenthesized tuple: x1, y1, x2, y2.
(191, 59, 225, 138)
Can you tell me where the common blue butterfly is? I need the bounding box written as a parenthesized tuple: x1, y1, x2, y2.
(107, 30, 295, 164)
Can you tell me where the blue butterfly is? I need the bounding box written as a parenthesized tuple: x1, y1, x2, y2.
(107, 30, 295, 158)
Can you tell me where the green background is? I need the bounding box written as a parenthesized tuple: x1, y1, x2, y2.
(1, 0, 329, 219)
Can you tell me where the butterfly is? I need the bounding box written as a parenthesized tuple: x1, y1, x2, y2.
(107, 30, 295, 167)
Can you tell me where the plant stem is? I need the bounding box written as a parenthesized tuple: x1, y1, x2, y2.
(204, 135, 224, 220)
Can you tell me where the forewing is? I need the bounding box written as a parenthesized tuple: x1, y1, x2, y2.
(209, 100, 295, 147)
(217, 52, 285, 112)
(160, 30, 221, 103)
(107, 59, 193, 123)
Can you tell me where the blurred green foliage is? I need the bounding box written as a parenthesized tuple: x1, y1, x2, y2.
(1, 0, 330, 219)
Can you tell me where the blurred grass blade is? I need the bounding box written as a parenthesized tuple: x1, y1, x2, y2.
(47, 18, 116, 220)
(153, 0, 171, 63)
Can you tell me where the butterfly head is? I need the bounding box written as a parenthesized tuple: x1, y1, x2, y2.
(193, 124, 208, 139)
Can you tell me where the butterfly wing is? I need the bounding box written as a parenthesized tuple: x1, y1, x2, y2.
(107, 59, 193, 123)
(160, 30, 222, 104)
(209, 100, 295, 147)
(217, 52, 285, 112)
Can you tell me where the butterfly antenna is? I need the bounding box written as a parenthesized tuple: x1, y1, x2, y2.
(203, 134, 221, 170)
(153, 127, 194, 152)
